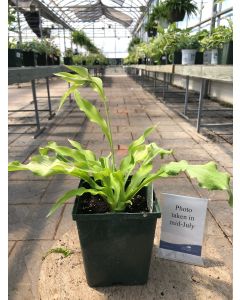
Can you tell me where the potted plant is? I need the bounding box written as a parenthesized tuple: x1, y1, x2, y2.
(8, 40, 23, 68)
(35, 39, 51, 66)
(217, 20, 233, 65)
(144, 19, 158, 38)
(192, 29, 209, 64)
(8, 66, 232, 287)
(19, 41, 38, 67)
(200, 23, 233, 65)
(72, 30, 99, 53)
(51, 44, 61, 65)
(63, 48, 74, 65)
(163, 0, 198, 23)
(179, 31, 200, 64)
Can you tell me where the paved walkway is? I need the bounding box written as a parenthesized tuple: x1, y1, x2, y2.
(8, 69, 232, 299)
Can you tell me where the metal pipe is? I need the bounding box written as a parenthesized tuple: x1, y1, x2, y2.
(16, 0, 22, 44)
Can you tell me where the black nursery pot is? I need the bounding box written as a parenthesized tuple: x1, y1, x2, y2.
(218, 41, 233, 65)
(195, 52, 203, 64)
(37, 53, 47, 66)
(53, 55, 60, 65)
(47, 55, 54, 65)
(147, 28, 157, 37)
(63, 57, 73, 65)
(8, 49, 23, 67)
(171, 51, 182, 64)
(22, 51, 37, 66)
(72, 181, 161, 287)
(161, 54, 170, 65)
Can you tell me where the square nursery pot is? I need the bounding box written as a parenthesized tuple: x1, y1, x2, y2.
(53, 55, 60, 65)
(47, 55, 54, 65)
(22, 51, 37, 66)
(72, 180, 161, 287)
(218, 41, 233, 65)
(8, 49, 23, 67)
(63, 57, 73, 65)
(37, 53, 47, 66)
(195, 52, 203, 64)
(160, 54, 170, 64)
(147, 28, 157, 37)
(168, 51, 182, 64)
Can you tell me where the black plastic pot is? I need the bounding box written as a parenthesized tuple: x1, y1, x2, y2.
(47, 55, 54, 65)
(72, 181, 161, 287)
(168, 9, 185, 23)
(8, 49, 23, 67)
(147, 28, 157, 37)
(195, 52, 203, 64)
(63, 57, 73, 65)
(22, 51, 37, 67)
(161, 54, 171, 65)
(218, 41, 233, 65)
(37, 53, 47, 66)
(53, 55, 60, 65)
(168, 51, 182, 64)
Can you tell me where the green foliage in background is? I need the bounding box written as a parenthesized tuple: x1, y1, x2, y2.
(200, 21, 233, 51)
(72, 31, 99, 54)
(72, 53, 108, 65)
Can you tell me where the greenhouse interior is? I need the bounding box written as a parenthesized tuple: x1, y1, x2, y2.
(8, 0, 233, 298)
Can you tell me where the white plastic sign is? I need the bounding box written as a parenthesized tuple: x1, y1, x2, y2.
(158, 193, 208, 266)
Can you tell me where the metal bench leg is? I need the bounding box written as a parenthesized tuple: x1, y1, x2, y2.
(68, 82, 73, 103)
(163, 73, 166, 101)
(31, 79, 45, 138)
(46, 77, 55, 120)
(183, 76, 189, 115)
(197, 79, 206, 133)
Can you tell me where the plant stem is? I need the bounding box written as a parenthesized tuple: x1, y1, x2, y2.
(103, 97, 116, 171)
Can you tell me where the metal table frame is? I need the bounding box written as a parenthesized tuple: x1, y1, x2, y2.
(8, 66, 74, 138)
(127, 65, 233, 133)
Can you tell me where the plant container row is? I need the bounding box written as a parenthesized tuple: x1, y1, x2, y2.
(8, 49, 60, 67)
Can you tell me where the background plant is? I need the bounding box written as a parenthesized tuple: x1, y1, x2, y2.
(164, 0, 198, 21)
(64, 48, 74, 58)
(8, 66, 232, 216)
(200, 23, 233, 51)
(72, 30, 99, 54)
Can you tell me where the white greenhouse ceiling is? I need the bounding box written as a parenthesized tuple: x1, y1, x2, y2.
(9, 0, 150, 33)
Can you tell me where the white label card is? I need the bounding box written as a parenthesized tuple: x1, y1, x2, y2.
(158, 193, 208, 266)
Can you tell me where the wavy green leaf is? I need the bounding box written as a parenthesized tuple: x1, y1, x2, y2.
(74, 90, 111, 144)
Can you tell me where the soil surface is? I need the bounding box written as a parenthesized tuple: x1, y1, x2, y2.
(77, 188, 149, 214)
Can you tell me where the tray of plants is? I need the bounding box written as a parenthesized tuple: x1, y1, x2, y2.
(8, 66, 232, 287)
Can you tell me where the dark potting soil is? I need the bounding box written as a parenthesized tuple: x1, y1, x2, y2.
(77, 188, 149, 214)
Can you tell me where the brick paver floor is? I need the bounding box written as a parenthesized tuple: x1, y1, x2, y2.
(8, 69, 232, 299)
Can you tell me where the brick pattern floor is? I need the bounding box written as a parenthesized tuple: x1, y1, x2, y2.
(8, 72, 232, 299)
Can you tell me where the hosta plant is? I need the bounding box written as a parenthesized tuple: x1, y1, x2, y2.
(8, 66, 232, 216)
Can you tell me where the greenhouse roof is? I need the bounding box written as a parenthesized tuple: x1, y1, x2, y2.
(10, 0, 150, 33)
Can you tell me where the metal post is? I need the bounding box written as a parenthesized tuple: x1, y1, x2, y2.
(63, 28, 67, 52)
(68, 82, 72, 103)
(163, 73, 166, 101)
(210, 0, 218, 32)
(46, 77, 55, 119)
(197, 79, 206, 132)
(154, 72, 156, 89)
(183, 76, 189, 115)
(31, 80, 45, 138)
(39, 7, 43, 40)
(16, 0, 22, 44)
